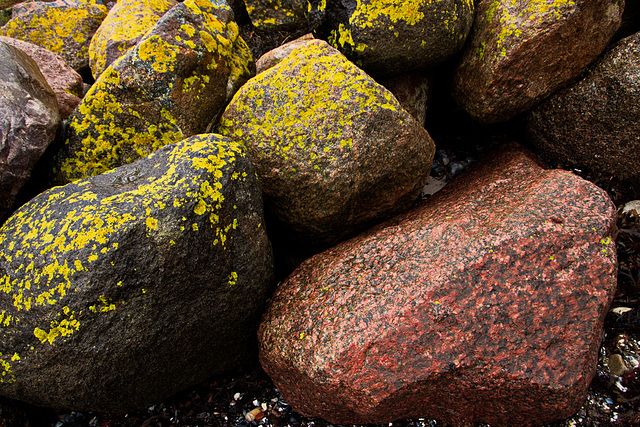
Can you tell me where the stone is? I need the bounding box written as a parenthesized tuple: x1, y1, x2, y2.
(0, 40, 59, 222)
(259, 144, 618, 426)
(0, 133, 274, 413)
(52, 0, 254, 185)
(0, 36, 83, 119)
(525, 31, 640, 181)
(218, 39, 435, 250)
(255, 33, 314, 74)
(89, 0, 176, 79)
(451, 0, 623, 123)
(244, 0, 311, 31)
(313, 0, 474, 77)
(378, 72, 432, 126)
(0, 0, 109, 71)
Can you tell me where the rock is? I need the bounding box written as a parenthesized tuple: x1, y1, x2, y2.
(313, 0, 474, 77)
(0, 36, 83, 119)
(378, 72, 432, 126)
(244, 0, 311, 31)
(255, 33, 314, 74)
(259, 144, 618, 426)
(89, 0, 176, 79)
(218, 39, 434, 250)
(525, 31, 640, 181)
(0, 133, 274, 413)
(52, 0, 254, 185)
(451, 0, 624, 123)
(0, 40, 59, 222)
(0, 0, 109, 71)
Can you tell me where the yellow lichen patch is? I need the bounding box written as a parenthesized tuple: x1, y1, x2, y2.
(350, 0, 426, 29)
(136, 34, 180, 73)
(228, 271, 238, 286)
(89, 295, 117, 313)
(219, 40, 400, 172)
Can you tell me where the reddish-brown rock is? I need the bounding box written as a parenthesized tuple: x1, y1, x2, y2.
(255, 33, 314, 74)
(526, 31, 640, 180)
(0, 36, 83, 119)
(379, 72, 432, 126)
(451, 0, 623, 123)
(259, 144, 618, 426)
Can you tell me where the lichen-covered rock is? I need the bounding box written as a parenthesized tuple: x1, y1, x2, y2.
(259, 144, 618, 426)
(244, 0, 312, 31)
(0, 36, 83, 119)
(451, 0, 623, 123)
(89, 0, 176, 79)
(0, 40, 59, 222)
(52, 0, 254, 185)
(255, 33, 314, 74)
(526, 32, 640, 180)
(0, 133, 274, 413)
(379, 72, 432, 125)
(219, 39, 434, 250)
(0, 0, 108, 71)
(313, 0, 474, 77)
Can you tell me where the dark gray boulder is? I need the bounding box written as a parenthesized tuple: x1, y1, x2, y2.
(0, 133, 274, 413)
(0, 39, 59, 222)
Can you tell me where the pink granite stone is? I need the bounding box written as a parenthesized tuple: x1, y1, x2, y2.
(258, 143, 618, 426)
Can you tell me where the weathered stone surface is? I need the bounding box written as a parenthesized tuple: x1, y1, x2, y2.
(259, 144, 618, 426)
(526, 31, 640, 180)
(379, 72, 432, 126)
(219, 39, 434, 250)
(0, 133, 274, 413)
(0, 36, 83, 119)
(52, 0, 254, 185)
(89, 0, 176, 79)
(313, 0, 474, 77)
(255, 33, 314, 74)
(244, 0, 309, 31)
(0, 40, 59, 222)
(451, 0, 623, 123)
(0, 0, 109, 71)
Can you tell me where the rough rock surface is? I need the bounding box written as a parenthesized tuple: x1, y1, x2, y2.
(451, 0, 624, 123)
(219, 39, 434, 250)
(255, 33, 314, 74)
(244, 0, 311, 31)
(313, 0, 474, 77)
(379, 72, 432, 126)
(89, 0, 176, 79)
(0, 0, 109, 71)
(52, 0, 254, 185)
(0, 133, 274, 413)
(526, 31, 640, 181)
(259, 144, 618, 426)
(0, 36, 83, 119)
(0, 40, 59, 222)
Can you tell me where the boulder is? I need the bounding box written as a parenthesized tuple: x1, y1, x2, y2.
(379, 72, 432, 126)
(313, 0, 474, 77)
(255, 33, 314, 74)
(244, 0, 311, 31)
(0, 0, 109, 71)
(89, 0, 176, 79)
(0, 40, 59, 222)
(525, 31, 640, 181)
(0, 36, 83, 119)
(0, 133, 274, 413)
(218, 39, 435, 250)
(52, 0, 254, 185)
(259, 144, 618, 426)
(451, 0, 623, 123)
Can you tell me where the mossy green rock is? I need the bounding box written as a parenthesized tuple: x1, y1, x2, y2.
(0, 0, 108, 71)
(0, 133, 274, 412)
(451, 0, 624, 123)
(53, 0, 254, 185)
(89, 0, 177, 79)
(219, 39, 435, 250)
(313, 0, 474, 77)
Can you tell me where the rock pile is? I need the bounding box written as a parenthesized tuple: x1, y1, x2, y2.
(0, 0, 634, 425)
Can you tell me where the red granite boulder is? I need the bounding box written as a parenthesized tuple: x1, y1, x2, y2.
(451, 0, 623, 123)
(259, 144, 618, 426)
